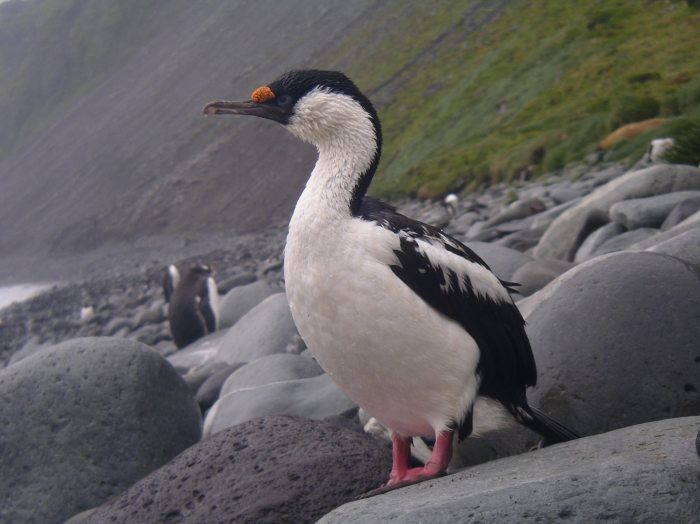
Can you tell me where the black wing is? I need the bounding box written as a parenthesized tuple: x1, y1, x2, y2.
(359, 197, 537, 411)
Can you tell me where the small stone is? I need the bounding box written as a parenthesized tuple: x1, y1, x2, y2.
(104, 317, 135, 336)
(182, 360, 229, 393)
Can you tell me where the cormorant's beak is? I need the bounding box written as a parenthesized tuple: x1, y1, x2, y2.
(202, 100, 289, 124)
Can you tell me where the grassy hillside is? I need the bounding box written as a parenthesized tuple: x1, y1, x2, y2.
(322, 0, 700, 199)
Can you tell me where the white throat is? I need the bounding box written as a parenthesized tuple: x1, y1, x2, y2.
(287, 87, 378, 215)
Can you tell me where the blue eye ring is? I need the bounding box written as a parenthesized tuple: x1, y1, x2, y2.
(278, 94, 292, 107)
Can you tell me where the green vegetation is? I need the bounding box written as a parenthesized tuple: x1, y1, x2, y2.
(664, 120, 700, 166)
(322, 0, 700, 198)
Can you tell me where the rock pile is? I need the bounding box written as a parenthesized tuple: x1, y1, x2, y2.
(2, 155, 700, 523)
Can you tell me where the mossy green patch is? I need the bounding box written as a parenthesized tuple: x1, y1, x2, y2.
(320, 0, 700, 198)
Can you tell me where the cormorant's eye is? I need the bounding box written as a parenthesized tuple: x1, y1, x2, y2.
(277, 94, 292, 107)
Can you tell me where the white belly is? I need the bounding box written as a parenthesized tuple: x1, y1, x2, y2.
(285, 216, 480, 437)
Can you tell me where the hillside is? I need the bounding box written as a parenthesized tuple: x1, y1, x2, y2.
(0, 0, 698, 266)
(323, 0, 700, 198)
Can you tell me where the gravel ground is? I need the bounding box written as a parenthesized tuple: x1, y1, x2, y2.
(0, 228, 287, 368)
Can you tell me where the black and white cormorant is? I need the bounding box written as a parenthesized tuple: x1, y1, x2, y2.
(168, 264, 219, 349)
(203, 70, 579, 495)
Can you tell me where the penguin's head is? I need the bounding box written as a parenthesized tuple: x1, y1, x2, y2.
(187, 264, 213, 277)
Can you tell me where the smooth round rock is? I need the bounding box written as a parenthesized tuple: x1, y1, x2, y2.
(465, 242, 534, 281)
(204, 374, 356, 437)
(318, 417, 700, 524)
(216, 280, 277, 329)
(216, 272, 257, 295)
(574, 222, 626, 263)
(589, 227, 659, 257)
(646, 228, 700, 267)
(524, 251, 700, 436)
(217, 293, 299, 365)
(535, 164, 700, 260)
(0, 338, 202, 524)
(219, 353, 325, 397)
(609, 191, 700, 230)
(85, 415, 392, 524)
(166, 329, 228, 373)
(510, 259, 575, 297)
(194, 362, 247, 412)
(661, 195, 700, 231)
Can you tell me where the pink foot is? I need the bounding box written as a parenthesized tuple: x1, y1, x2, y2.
(358, 429, 454, 499)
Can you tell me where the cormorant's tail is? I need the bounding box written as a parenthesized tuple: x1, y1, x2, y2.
(511, 404, 580, 444)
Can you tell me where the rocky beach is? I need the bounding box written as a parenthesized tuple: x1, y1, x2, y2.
(1, 153, 699, 523)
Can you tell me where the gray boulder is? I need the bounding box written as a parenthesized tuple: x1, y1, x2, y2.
(646, 228, 700, 267)
(510, 259, 576, 297)
(573, 221, 626, 263)
(203, 374, 356, 437)
(216, 271, 257, 295)
(534, 164, 700, 260)
(0, 338, 201, 524)
(661, 195, 700, 231)
(182, 359, 229, 394)
(609, 191, 700, 230)
(549, 186, 582, 204)
(629, 210, 700, 251)
(219, 353, 325, 397)
(589, 227, 659, 257)
(166, 328, 228, 373)
(465, 242, 534, 281)
(195, 362, 247, 412)
(217, 280, 277, 329)
(85, 415, 391, 524)
(523, 251, 700, 436)
(217, 293, 299, 365)
(481, 197, 545, 229)
(318, 417, 700, 524)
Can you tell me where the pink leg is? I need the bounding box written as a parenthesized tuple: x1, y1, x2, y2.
(359, 429, 455, 499)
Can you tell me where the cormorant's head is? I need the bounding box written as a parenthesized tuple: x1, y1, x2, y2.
(203, 69, 381, 150)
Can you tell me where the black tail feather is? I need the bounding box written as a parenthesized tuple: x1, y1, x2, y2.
(511, 404, 580, 443)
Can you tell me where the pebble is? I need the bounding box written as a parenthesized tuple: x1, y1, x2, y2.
(216, 279, 278, 329)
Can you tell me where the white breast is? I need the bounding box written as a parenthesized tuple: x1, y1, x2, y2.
(285, 211, 481, 437)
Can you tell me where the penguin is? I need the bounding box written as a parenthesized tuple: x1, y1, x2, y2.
(168, 265, 219, 349)
(162, 264, 181, 303)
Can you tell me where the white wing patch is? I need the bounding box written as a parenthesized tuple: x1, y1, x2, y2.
(412, 236, 511, 303)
